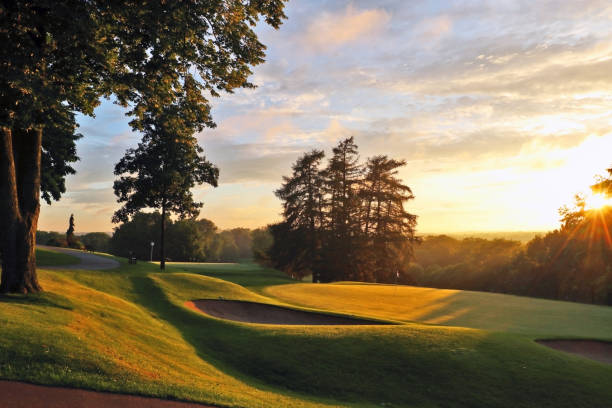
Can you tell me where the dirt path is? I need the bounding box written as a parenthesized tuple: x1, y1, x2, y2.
(38, 245, 120, 270)
(186, 299, 390, 325)
(536, 339, 612, 365)
(0, 380, 217, 408)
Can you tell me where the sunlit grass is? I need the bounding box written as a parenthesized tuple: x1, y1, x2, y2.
(0, 260, 610, 407)
(265, 283, 612, 338)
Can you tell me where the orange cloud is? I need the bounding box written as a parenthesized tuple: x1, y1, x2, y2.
(303, 5, 390, 52)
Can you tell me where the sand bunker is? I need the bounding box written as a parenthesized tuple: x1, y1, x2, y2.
(186, 299, 389, 325)
(536, 339, 612, 365)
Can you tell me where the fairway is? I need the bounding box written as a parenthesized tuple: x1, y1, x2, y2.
(265, 283, 612, 338)
(1, 258, 611, 407)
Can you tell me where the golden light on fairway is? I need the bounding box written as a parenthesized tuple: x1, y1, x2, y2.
(584, 192, 612, 210)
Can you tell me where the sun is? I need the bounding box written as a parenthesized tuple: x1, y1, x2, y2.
(584, 192, 612, 210)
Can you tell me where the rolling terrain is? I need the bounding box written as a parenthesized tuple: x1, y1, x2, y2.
(0, 250, 610, 407)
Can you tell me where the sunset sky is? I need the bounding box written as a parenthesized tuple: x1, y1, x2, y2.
(39, 0, 612, 234)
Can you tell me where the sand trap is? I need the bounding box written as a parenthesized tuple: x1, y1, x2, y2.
(536, 339, 612, 365)
(0, 380, 216, 408)
(186, 299, 389, 325)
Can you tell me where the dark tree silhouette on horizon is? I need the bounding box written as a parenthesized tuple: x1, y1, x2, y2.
(66, 214, 76, 248)
(274, 150, 325, 281)
(269, 138, 418, 283)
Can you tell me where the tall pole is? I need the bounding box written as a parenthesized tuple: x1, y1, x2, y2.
(150, 241, 154, 262)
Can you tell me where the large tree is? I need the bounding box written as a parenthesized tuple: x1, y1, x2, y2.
(112, 100, 219, 270)
(359, 155, 417, 282)
(0, 0, 287, 292)
(321, 137, 362, 281)
(270, 139, 418, 283)
(274, 150, 325, 281)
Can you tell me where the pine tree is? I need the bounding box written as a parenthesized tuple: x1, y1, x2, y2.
(321, 137, 363, 281)
(360, 156, 417, 282)
(274, 150, 325, 281)
(269, 139, 418, 283)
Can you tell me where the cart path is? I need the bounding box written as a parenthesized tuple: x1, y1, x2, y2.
(0, 380, 217, 408)
(38, 245, 120, 270)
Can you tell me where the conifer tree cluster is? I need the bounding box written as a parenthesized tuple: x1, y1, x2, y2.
(269, 137, 418, 283)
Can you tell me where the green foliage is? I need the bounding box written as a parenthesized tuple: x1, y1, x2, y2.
(1, 0, 288, 291)
(251, 227, 274, 263)
(109, 212, 255, 262)
(269, 138, 417, 283)
(411, 235, 522, 290)
(80, 233, 111, 253)
(411, 206, 612, 305)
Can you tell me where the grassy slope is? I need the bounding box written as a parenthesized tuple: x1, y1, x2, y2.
(36, 248, 80, 267)
(0, 260, 611, 407)
(264, 283, 612, 338)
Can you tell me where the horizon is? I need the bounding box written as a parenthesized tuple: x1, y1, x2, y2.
(38, 0, 612, 234)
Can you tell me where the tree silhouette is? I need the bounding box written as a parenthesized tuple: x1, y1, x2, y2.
(592, 165, 612, 197)
(275, 150, 325, 281)
(66, 214, 76, 248)
(0, 1, 287, 293)
(270, 138, 418, 283)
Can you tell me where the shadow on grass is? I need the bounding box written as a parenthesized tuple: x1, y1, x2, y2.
(126, 275, 342, 405)
(0, 292, 74, 310)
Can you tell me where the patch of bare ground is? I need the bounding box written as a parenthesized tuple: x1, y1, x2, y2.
(536, 339, 612, 364)
(186, 299, 390, 325)
(0, 380, 216, 408)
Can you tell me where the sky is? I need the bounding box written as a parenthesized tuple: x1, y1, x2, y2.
(39, 0, 612, 234)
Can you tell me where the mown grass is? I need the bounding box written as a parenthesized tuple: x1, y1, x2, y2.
(168, 261, 295, 291)
(265, 282, 612, 339)
(35, 248, 80, 267)
(0, 260, 610, 407)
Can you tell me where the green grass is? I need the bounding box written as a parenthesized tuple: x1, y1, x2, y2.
(168, 261, 296, 290)
(264, 283, 612, 338)
(35, 248, 80, 267)
(0, 260, 611, 407)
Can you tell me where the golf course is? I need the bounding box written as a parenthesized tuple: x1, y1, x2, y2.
(0, 246, 610, 407)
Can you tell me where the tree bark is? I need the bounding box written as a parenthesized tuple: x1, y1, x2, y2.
(0, 127, 43, 293)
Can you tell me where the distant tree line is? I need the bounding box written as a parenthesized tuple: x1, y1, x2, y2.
(409, 206, 612, 305)
(406, 167, 612, 305)
(108, 212, 263, 262)
(265, 137, 417, 283)
(36, 231, 111, 253)
(38, 212, 270, 263)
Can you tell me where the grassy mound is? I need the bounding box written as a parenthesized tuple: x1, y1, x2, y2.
(264, 283, 612, 338)
(0, 260, 610, 407)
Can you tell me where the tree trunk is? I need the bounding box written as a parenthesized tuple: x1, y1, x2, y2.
(0, 127, 43, 294)
(160, 203, 166, 271)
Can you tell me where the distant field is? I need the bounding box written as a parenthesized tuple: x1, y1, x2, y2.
(35, 248, 80, 267)
(265, 283, 612, 338)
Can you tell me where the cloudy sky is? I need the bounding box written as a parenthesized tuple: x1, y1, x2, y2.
(39, 0, 612, 234)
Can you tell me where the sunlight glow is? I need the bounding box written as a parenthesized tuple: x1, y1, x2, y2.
(584, 192, 612, 210)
